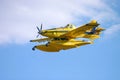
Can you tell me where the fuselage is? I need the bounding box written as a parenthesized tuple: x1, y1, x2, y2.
(40, 24, 104, 40)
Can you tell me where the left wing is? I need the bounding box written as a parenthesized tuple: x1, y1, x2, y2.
(60, 20, 99, 39)
(30, 38, 51, 42)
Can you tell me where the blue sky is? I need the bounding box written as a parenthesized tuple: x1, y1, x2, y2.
(0, 0, 120, 80)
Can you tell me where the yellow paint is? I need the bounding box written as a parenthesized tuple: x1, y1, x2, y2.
(30, 20, 105, 52)
(35, 39, 92, 52)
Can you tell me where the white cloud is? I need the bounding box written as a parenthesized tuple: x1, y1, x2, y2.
(103, 24, 120, 39)
(0, 0, 119, 44)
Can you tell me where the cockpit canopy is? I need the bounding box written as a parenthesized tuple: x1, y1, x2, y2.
(65, 24, 75, 29)
(47, 24, 76, 30)
(65, 24, 76, 29)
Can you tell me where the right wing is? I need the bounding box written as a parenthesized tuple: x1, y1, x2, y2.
(60, 20, 99, 39)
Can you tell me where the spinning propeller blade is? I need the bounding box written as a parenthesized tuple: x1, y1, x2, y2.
(36, 24, 43, 38)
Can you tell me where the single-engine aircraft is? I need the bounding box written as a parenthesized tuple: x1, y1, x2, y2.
(30, 20, 105, 52)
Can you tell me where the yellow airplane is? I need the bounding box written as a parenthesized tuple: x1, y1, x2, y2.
(30, 20, 105, 52)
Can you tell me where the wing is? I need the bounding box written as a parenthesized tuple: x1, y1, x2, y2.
(60, 20, 99, 39)
(30, 38, 51, 42)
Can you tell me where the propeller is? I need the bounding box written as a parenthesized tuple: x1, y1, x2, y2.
(36, 24, 43, 38)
